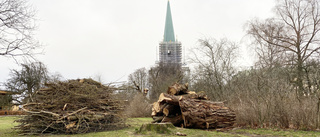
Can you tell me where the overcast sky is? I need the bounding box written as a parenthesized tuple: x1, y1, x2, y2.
(0, 0, 275, 85)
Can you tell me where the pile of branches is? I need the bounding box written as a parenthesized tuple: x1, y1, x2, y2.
(15, 79, 126, 135)
(152, 83, 236, 129)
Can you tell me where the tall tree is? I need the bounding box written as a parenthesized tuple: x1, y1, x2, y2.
(0, 0, 40, 60)
(247, 0, 320, 94)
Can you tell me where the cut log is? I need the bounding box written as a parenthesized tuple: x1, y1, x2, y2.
(158, 93, 180, 106)
(151, 102, 169, 116)
(167, 83, 188, 95)
(151, 82, 236, 130)
(179, 97, 236, 129)
(158, 93, 208, 106)
(151, 102, 161, 116)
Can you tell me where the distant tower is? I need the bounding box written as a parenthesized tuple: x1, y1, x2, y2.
(159, 1, 182, 65)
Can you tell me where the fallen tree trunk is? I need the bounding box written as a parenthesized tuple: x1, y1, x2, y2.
(151, 83, 236, 129)
(179, 97, 236, 129)
(151, 95, 234, 129)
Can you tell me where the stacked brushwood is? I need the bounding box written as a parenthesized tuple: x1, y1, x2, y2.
(151, 83, 236, 129)
(15, 79, 126, 135)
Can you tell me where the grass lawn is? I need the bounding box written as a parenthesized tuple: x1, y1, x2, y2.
(0, 116, 19, 137)
(1, 116, 320, 137)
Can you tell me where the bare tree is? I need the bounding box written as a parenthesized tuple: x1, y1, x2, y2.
(0, 0, 40, 60)
(248, 19, 287, 69)
(5, 62, 49, 104)
(128, 67, 148, 93)
(190, 38, 238, 100)
(148, 63, 183, 101)
(247, 0, 320, 94)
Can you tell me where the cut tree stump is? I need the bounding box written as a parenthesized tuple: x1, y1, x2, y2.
(138, 123, 175, 134)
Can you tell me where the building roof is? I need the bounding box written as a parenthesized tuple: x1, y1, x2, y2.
(0, 90, 8, 95)
(163, 0, 175, 42)
(0, 90, 17, 95)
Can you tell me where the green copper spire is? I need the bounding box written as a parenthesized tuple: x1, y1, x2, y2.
(163, 0, 175, 42)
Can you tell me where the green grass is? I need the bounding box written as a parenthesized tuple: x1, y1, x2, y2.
(1, 116, 320, 137)
(229, 128, 320, 137)
(0, 116, 19, 137)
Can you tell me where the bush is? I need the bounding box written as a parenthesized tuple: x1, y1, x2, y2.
(125, 93, 152, 118)
(226, 68, 320, 130)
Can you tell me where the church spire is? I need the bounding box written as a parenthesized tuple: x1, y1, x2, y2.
(163, 0, 175, 42)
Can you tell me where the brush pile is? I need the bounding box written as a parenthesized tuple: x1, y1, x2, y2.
(15, 79, 126, 135)
(152, 83, 236, 129)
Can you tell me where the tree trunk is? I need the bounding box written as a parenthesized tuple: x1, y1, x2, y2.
(296, 55, 305, 96)
(179, 97, 236, 129)
(152, 93, 234, 129)
(151, 83, 235, 129)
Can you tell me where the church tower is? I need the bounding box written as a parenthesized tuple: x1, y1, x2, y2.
(159, 1, 182, 65)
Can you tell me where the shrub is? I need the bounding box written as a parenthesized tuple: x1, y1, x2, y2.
(125, 93, 152, 118)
